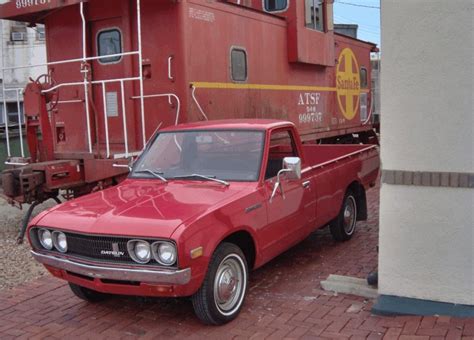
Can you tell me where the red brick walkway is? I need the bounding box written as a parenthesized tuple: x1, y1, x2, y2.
(0, 187, 473, 339)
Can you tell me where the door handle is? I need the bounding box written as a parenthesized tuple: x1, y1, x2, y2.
(302, 181, 311, 189)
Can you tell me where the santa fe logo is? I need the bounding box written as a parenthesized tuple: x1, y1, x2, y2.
(336, 48, 361, 121)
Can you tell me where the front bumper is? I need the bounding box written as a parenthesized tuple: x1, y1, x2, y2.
(31, 251, 191, 285)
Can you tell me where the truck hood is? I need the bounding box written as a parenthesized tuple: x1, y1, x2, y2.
(35, 179, 250, 239)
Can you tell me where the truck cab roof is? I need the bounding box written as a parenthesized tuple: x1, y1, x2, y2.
(160, 119, 295, 132)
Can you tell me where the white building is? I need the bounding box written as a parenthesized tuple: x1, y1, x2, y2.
(375, 0, 473, 316)
(0, 20, 46, 125)
(370, 53, 380, 126)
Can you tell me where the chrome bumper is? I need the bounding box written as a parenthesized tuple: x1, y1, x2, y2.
(31, 251, 191, 285)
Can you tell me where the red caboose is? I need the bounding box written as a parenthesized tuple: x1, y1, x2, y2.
(0, 0, 377, 239)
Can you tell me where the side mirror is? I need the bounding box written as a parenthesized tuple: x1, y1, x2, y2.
(270, 157, 302, 202)
(282, 157, 302, 180)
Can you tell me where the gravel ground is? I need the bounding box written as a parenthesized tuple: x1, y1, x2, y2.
(0, 199, 57, 291)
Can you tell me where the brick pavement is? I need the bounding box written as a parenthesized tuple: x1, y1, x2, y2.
(0, 186, 472, 339)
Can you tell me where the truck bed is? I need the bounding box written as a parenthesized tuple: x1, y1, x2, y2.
(303, 144, 378, 169)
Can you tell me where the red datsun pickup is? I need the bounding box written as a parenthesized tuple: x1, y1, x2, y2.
(27, 120, 379, 325)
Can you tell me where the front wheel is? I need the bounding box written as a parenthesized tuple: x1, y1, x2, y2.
(330, 191, 358, 242)
(192, 243, 248, 325)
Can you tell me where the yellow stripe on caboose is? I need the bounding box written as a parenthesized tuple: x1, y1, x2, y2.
(191, 82, 337, 92)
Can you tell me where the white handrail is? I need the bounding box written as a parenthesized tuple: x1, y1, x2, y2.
(131, 93, 181, 126)
(1, 52, 141, 72)
(168, 56, 174, 81)
(15, 89, 25, 157)
(80, 2, 93, 154)
(120, 80, 129, 158)
(58, 99, 84, 104)
(137, 0, 146, 149)
(191, 85, 209, 121)
(1, 20, 11, 157)
(42, 77, 142, 93)
(1, 0, 146, 161)
(101, 83, 111, 158)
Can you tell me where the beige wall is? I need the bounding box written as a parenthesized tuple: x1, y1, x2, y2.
(379, 0, 473, 305)
(0, 21, 47, 87)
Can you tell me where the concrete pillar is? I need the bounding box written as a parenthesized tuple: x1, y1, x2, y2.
(375, 0, 473, 316)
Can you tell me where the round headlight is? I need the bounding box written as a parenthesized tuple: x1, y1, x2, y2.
(128, 240, 151, 264)
(153, 242, 177, 266)
(38, 229, 53, 250)
(53, 231, 68, 253)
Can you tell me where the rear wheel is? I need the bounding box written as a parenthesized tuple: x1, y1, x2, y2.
(192, 243, 248, 325)
(69, 283, 108, 303)
(330, 191, 358, 242)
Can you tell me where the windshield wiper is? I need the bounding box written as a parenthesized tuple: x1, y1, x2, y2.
(134, 169, 168, 183)
(173, 174, 230, 186)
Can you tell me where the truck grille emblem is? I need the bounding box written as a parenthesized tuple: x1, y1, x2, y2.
(100, 242, 125, 257)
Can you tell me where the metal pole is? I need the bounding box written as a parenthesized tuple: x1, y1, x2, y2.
(120, 80, 129, 157)
(1, 21, 11, 157)
(137, 0, 146, 148)
(42, 76, 141, 93)
(16, 89, 25, 157)
(130, 93, 181, 125)
(80, 2, 93, 154)
(101, 83, 110, 158)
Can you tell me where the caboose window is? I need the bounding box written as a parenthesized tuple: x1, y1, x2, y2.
(264, 0, 288, 12)
(305, 0, 325, 32)
(231, 48, 247, 82)
(360, 68, 368, 88)
(98, 29, 122, 64)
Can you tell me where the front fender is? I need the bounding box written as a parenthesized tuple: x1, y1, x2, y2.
(172, 193, 265, 295)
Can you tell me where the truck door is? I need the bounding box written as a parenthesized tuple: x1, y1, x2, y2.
(90, 16, 136, 156)
(261, 129, 314, 260)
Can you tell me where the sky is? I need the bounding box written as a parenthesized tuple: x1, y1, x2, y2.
(333, 0, 381, 48)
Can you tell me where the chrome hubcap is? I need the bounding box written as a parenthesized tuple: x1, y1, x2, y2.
(343, 196, 357, 235)
(214, 255, 244, 314)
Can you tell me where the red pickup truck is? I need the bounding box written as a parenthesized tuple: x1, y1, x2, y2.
(27, 120, 379, 325)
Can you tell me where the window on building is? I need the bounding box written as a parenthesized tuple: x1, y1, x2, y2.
(231, 48, 247, 82)
(0, 103, 25, 125)
(360, 67, 368, 88)
(264, 0, 288, 12)
(305, 0, 325, 32)
(36, 26, 45, 41)
(10, 21, 27, 42)
(98, 29, 122, 64)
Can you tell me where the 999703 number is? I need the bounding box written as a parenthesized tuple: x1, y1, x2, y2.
(16, 0, 51, 9)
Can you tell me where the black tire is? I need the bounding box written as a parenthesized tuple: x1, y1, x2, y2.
(192, 242, 248, 325)
(69, 283, 108, 303)
(330, 191, 358, 242)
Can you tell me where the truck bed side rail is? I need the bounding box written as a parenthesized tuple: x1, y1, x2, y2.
(303, 145, 378, 170)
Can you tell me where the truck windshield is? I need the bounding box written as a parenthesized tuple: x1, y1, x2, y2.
(132, 130, 265, 182)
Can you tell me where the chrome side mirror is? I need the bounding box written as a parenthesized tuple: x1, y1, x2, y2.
(270, 157, 302, 202)
(282, 157, 302, 180)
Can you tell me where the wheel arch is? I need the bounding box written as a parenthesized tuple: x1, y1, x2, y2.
(219, 229, 257, 270)
(347, 181, 368, 221)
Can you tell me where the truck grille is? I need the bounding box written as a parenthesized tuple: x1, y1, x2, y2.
(30, 228, 174, 267)
(64, 233, 135, 265)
